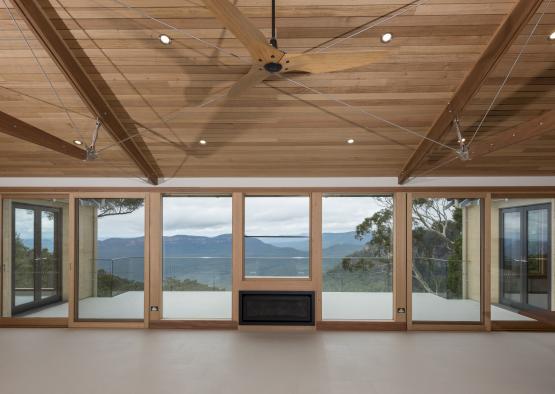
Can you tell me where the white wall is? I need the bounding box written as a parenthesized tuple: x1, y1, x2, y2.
(0, 176, 555, 188)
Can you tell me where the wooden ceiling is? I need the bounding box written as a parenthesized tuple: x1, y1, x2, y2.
(0, 0, 554, 182)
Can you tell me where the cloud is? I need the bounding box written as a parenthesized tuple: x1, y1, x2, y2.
(89, 195, 390, 240)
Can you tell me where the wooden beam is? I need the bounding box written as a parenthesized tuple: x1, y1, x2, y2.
(428, 109, 555, 171)
(398, 0, 544, 184)
(0, 110, 86, 160)
(12, 0, 162, 185)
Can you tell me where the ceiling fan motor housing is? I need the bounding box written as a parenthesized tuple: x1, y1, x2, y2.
(264, 62, 283, 73)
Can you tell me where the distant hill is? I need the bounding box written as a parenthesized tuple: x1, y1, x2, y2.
(263, 231, 371, 251)
(93, 232, 371, 288)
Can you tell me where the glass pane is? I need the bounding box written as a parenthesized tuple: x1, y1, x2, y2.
(412, 198, 481, 322)
(502, 211, 523, 305)
(40, 210, 58, 300)
(527, 208, 549, 309)
(491, 199, 553, 322)
(13, 208, 35, 307)
(322, 196, 393, 320)
(77, 198, 145, 320)
(244, 196, 310, 278)
(162, 196, 232, 319)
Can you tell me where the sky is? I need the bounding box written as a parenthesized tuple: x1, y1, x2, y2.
(98, 196, 385, 239)
(13, 207, 55, 242)
(13, 196, 386, 240)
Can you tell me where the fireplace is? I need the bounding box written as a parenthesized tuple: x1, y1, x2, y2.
(239, 291, 315, 325)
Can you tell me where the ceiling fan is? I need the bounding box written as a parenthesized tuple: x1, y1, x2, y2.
(202, 0, 385, 98)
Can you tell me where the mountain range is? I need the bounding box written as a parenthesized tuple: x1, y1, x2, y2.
(95, 231, 371, 288)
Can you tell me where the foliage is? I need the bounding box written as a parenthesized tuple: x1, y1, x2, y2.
(163, 277, 225, 291)
(324, 197, 465, 299)
(96, 269, 143, 297)
(14, 234, 56, 289)
(80, 198, 144, 218)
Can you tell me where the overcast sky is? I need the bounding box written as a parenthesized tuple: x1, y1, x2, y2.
(99, 196, 384, 239)
(14, 196, 385, 240)
(99, 197, 380, 239)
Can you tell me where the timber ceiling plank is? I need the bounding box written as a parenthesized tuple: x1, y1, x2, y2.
(0, 0, 554, 178)
(398, 0, 545, 184)
(12, 0, 163, 184)
(0, 109, 86, 160)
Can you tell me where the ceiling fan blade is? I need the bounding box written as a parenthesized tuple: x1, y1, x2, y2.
(281, 51, 385, 74)
(228, 66, 270, 98)
(201, 0, 282, 61)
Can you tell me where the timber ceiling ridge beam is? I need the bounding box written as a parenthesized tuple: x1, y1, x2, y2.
(12, 0, 162, 185)
(0, 110, 86, 160)
(397, 0, 544, 185)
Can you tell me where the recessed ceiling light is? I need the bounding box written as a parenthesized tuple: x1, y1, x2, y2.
(73, 140, 83, 145)
(199, 139, 207, 145)
(159, 34, 172, 45)
(346, 138, 355, 144)
(381, 33, 393, 43)
(549, 31, 555, 41)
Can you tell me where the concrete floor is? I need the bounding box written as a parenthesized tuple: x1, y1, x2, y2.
(0, 329, 553, 394)
(23, 291, 534, 321)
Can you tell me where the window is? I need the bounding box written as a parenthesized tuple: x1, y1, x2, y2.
(322, 195, 393, 320)
(76, 198, 145, 320)
(491, 198, 553, 322)
(411, 197, 482, 322)
(162, 195, 232, 320)
(2, 198, 68, 318)
(244, 196, 310, 278)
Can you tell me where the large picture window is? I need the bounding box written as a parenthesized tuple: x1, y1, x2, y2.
(322, 195, 394, 320)
(244, 196, 310, 278)
(162, 195, 232, 320)
(76, 198, 145, 321)
(411, 197, 482, 322)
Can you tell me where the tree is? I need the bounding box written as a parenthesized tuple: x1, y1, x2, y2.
(80, 198, 144, 217)
(345, 197, 464, 298)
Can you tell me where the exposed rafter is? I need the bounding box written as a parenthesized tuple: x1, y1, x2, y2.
(12, 0, 162, 185)
(397, 0, 544, 184)
(427, 109, 555, 172)
(0, 110, 86, 160)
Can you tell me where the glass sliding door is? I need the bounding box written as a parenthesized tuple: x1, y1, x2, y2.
(12, 204, 62, 315)
(12, 206, 35, 311)
(500, 204, 551, 311)
(411, 197, 482, 323)
(76, 198, 145, 321)
(162, 195, 232, 320)
(321, 195, 393, 320)
(500, 209, 523, 305)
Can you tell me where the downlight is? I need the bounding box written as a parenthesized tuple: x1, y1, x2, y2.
(549, 31, 555, 41)
(346, 139, 355, 144)
(73, 140, 83, 145)
(199, 139, 207, 145)
(159, 34, 172, 45)
(381, 33, 393, 43)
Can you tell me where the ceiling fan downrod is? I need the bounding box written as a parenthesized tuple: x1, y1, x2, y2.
(269, 0, 278, 48)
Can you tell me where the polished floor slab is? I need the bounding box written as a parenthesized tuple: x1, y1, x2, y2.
(23, 291, 533, 321)
(0, 329, 553, 394)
